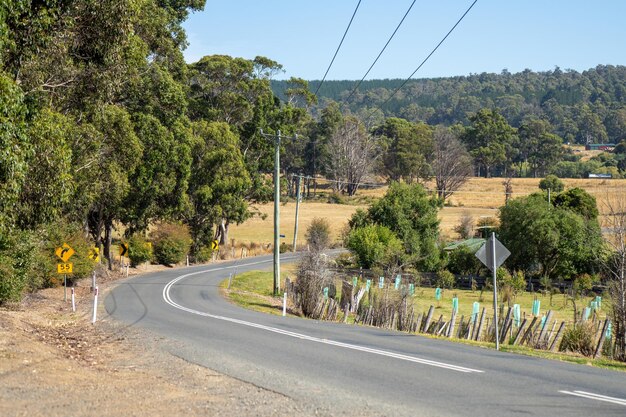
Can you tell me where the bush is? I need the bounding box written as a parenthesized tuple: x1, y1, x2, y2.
(327, 192, 346, 204)
(193, 245, 213, 263)
(334, 252, 356, 268)
(0, 223, 95, 303)
(559, 322, 596, 356)
(295, 251, 333, 318)
(347, 224, 403, 270)
(0, 260, 20, 304)
(305, 218, 331, 252)
(453, 211, 474, 239)
(128, 235, 153, 267)
(447, 245, 482, 275)
(151, 223, 191, 266)
(0, 229, 40, 303)
(539, 175, 564, 192)
(435, 270, 456, 289)
(573, 273, 597, 298)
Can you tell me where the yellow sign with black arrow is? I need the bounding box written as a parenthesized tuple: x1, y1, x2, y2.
(55, 243, 75, 263)
(119, 242, 129, 257)
(88, 247, 100, 263)
(211, 240, 219, 251)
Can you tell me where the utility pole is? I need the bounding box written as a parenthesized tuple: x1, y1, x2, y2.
(260, 129, 298, 296)
(293, 174, 303, 252)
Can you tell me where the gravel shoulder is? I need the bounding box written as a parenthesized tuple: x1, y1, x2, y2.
(0, 265, 313, 417)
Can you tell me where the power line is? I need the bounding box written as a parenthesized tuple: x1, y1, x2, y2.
(344, 0, 418, 103)
(313, 0, 362, 96)
(355, 0, 479, 128)
(377, 0, 479, 112)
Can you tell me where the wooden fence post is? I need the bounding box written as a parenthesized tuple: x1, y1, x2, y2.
(512, 318, 528, 346)
(422, 306, 434, 333)
(594, 320, 610, 359)
(448, 310, 457, 338)
(549, 322, 566, 352)
(474, 308, 486, 341)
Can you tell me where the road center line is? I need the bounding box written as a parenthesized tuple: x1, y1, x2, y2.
(559, 390, 626, 406)
(162, 267, 484, 374)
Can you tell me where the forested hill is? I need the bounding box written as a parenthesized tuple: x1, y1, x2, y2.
(272, 65, 626, 144)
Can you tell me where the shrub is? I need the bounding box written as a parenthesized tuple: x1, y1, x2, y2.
(539, 175, 564, 193)
(334, 252, 356, 268)
(305, 218, 331, 252)
(559, 322, 596, 356)
(151, 223, 191, 266)
(193, 245, 213, 263)
(128, 235, 153, 267)
(0, 229, 41, 304)
(327, 192, 346, 204)
(453, 211, 474, 239)
(0, 261, 20, 304)
(447, 245, 482, 275)
(280, 242, 292, 253)
(347, 224, 403, 270)
(573, 273, 597, 298)
(295, 251, 333, 318)
(435, 270, 456, 290)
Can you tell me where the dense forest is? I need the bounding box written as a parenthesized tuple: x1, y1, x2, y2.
(274, 65, 626, 145)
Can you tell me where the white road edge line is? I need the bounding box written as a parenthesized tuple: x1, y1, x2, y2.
(559, 390, 626, 406)
(161, 265, 484, 374)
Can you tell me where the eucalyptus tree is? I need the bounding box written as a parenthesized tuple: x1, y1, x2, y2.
(518, 119, 563, 177)
(185, 121, 251, 252)
(326, 117, 379, 196)
(462, 109, 518, 177)
(373, 117, 433, 183)
(432, 126, 473, 201)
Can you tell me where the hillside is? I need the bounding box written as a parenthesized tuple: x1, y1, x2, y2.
(272, 65, 626, 144)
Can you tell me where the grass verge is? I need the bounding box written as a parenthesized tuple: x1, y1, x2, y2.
(221, 269, 626, 372)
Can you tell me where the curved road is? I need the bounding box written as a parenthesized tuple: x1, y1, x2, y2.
(106, 254, 626, 416)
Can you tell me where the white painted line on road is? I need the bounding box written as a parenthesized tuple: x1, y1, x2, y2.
(559, 390, 626, 406)
(162, 268, 484, 374)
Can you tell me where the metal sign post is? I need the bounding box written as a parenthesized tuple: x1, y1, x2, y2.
(475, 232, 511, 350)
(491, 233, 499, 350)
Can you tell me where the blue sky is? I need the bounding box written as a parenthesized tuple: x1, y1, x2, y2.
(182, 1, 626, 81)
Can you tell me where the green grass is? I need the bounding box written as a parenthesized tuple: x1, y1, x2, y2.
(220, 266, 298, 316)
(221, 269, 625, 372)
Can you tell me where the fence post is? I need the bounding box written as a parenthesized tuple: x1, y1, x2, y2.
(91, 287, 99, 324)
(549, 322, 566, 351)
(422, 306, 434, 333)
(594, 320, 610, 359)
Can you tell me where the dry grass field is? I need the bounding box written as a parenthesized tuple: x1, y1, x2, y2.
(229, 177, 626, 245)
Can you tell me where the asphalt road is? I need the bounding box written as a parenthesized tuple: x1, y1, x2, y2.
(105, 254, 626, 416)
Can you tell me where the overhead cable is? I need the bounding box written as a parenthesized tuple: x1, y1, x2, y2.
(313, 0, 362, 96)
(344, 0, 418, 103)
(376, 0, 479, 112)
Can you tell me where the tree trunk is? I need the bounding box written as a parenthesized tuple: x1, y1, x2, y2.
(216, 219, 229, 246)
(104, 217, 113, 271)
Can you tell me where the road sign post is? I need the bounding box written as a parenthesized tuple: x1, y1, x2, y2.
(55, 243, 75, 302)
(491, 233, 499, 350)
(475, 232, 510, 350)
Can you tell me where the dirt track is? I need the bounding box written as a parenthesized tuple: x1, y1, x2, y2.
(0, 266, 317, 417)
